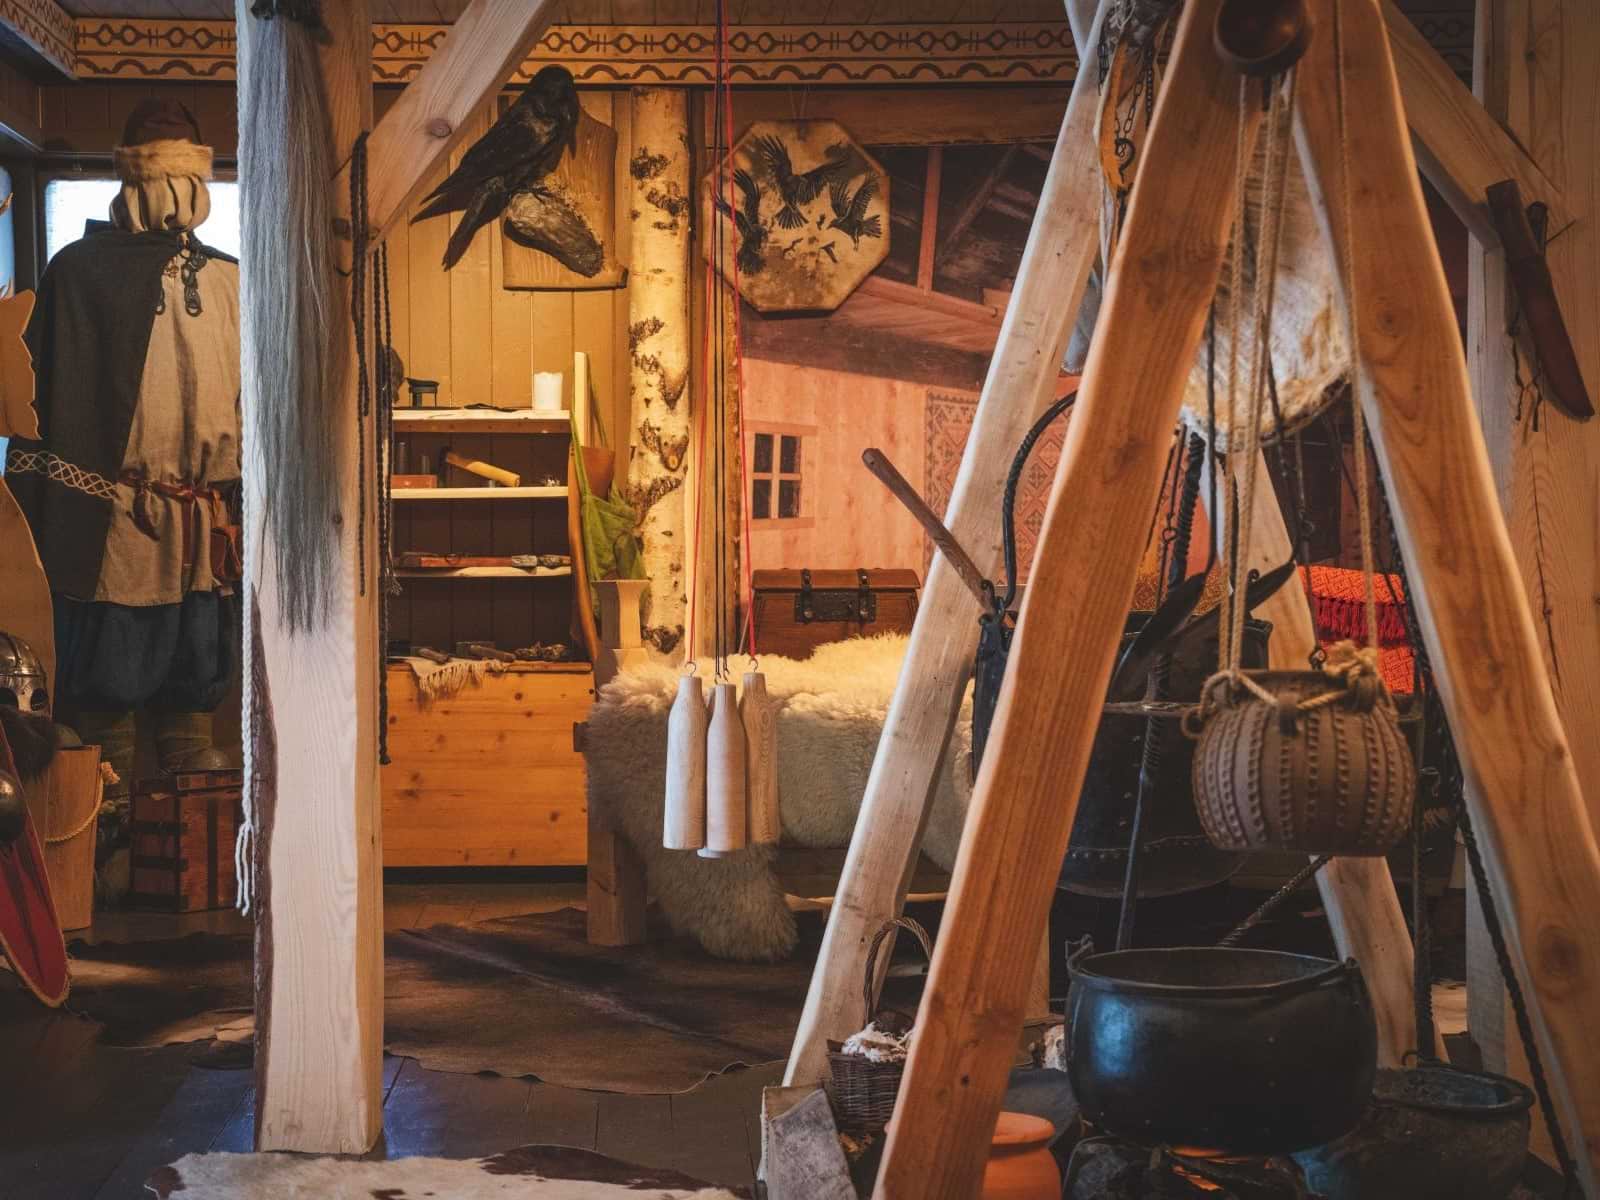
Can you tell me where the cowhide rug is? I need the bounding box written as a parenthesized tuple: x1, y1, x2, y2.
(59, 907, 926, 1093)
(148, 1145, 746, 1199)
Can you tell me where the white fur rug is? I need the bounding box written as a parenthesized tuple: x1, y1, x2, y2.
(148, 1146, 744, 1199)
(585, 635, 972, 961)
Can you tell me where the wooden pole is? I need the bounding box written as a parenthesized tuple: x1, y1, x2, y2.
(627, 88, 693, 661)
(1203, 451, 1439, 1067)
(874, 4, 1256, 1193)
(239, 0, 380, 1154)
(242, 0, 566, 1153)
(1296, 1, 1600, 1185)
(783, 0, 1111, 1091)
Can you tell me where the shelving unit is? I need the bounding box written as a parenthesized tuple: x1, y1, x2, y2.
(382, 355, 601, 870)
(392, 486, 567, 501)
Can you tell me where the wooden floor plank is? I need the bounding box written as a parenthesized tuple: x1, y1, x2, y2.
(381, 1060, 534, 1158)
(670, 1073, 767, 1191)
(594, 1092, 677, 1172)
(525, 1081, 602, 1150)
(92, 1064, 253, 1199)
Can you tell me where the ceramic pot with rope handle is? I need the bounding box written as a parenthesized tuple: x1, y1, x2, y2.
(1187, 658, 1414, 855)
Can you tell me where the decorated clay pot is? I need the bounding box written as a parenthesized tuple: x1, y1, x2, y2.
(1190, 669, 1414, 855)
(983, 1112, 1061, 1200)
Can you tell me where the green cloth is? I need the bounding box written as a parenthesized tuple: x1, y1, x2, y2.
(572, 408, 644, 609)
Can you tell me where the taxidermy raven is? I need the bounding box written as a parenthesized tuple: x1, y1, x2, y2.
(712, 168, 767, 275)
(753, 136, 850, 230)
(828, 174, 882, 247)
(412, 65, 580, 270)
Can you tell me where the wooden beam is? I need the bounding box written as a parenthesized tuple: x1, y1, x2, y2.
(1382, 0, 1568, 242)
(873, 5, 1255, 1194)
(782, 0, 1110, 1094)
(239, 0, 381, 1155)
(352, 0, 565, 240)
(1298, 1, 1600, 1187)
(0, 0, 74, 79)
(916, 146, 942, 291)
(1466, 0, 1600, 1159)
(936, 144, 1021, 267)
(1203, 451, 1438, 1069)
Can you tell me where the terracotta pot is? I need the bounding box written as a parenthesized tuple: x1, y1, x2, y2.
(983, 1112, 1061, 1200)
(1191, 669, 1414, 855)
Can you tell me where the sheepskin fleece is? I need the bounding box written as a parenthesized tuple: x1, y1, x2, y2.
(148, 1147, 744, 1199)
(586, 635, 973, 961)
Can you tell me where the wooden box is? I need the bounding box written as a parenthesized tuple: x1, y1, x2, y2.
(751, 568, 920, 660)
(130, 770, 243, 912)
(382, 662, 593, 866)
(26, 747, 104, 931)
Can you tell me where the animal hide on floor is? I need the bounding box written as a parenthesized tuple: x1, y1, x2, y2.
(49, 907, 929, 1092)
(148, 1146, 746, 1200)
(584, 635, 974, 962)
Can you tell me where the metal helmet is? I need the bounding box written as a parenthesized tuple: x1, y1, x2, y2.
(0, 631, 48, 714)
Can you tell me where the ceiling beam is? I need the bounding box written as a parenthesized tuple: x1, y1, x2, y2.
(0, 0, 74, 79)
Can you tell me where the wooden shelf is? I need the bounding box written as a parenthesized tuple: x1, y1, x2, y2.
(396, 566, 572, 580)
(392, 485, 566, 501)
(386, 659, 591, 675)
(392, 408, 570, 434)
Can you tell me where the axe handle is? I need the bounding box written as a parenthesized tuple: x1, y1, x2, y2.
(861, 447, 988, 606)
(443, 450, 522, 487)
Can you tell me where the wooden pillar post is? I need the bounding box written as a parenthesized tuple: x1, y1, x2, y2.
(1466, 0, 1600, 1114)
(238, 0, 381, 1154)
(1296, 1, 1600, 1185)
(784, 0, 1110, 1090)
(875, 4, 1255, 1193)
(627, 89, 692, 661)
(240, 0, 567, 1153)
(1204, 451, 1438, 1067)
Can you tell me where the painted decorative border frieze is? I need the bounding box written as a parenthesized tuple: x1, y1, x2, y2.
(72, 12, 1471, 87)
(75, 19, 1077, 86)
(0, 0, 75, 78)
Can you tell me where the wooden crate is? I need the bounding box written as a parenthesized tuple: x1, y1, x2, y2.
(130, 771, 243, 912)
(382, 662, 593, 866)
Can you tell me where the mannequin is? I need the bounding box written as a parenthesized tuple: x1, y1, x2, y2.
(4, 99, 241, 899)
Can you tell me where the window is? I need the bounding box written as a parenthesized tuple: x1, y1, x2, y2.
(44, 178, 242, 263)
(750, 429, 807, 521)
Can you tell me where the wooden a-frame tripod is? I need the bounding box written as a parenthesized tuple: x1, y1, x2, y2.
(847, 1, 1600, 1195)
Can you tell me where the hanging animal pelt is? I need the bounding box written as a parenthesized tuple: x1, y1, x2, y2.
(238, 0, 344, 631)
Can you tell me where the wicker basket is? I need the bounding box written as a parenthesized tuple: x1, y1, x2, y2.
(826, 915, 933, 1133)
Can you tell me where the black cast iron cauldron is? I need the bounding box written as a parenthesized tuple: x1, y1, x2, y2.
(1293, 1066, 1533, 1200)
(1058, 613, 1271, 897)
(1066, 946, 1377, 1155)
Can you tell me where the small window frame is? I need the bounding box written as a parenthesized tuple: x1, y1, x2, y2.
(747, 421, 816, 530)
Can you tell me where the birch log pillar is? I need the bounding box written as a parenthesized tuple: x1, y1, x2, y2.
(1204, 452, 1436, 1068)
(784, 0, 1110, 1090)
(238, 0, 382, 1154)
(1297, 1, 1600, 1185)
(626, 89, 692, 661)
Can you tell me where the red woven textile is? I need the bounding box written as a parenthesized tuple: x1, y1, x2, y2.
(1300, 565, 1414, 694)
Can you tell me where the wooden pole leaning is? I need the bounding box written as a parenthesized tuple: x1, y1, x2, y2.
(1294, 0, 1600, 1186)
(874, 3, 1258, 1194)
(782, 0, 1113, 1091)
(1203, 450, 1438, 1067)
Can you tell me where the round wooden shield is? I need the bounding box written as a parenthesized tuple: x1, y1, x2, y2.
(0, 723, 69, 1008)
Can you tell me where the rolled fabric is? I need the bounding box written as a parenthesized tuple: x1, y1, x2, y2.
(741, 672, 780, 845)
(700, 682, 747, 858)
(662, 674, 707, 850)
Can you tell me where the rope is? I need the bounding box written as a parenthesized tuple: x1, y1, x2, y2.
(44, 799, 104, 845)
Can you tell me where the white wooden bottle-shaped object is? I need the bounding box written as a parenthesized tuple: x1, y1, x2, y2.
(701, 682, 748, 858)
(741, 671, 780, 845)
(663, 674, 707, 850)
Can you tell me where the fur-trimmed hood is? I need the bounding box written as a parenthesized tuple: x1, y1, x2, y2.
(113, 138, 213, 184)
